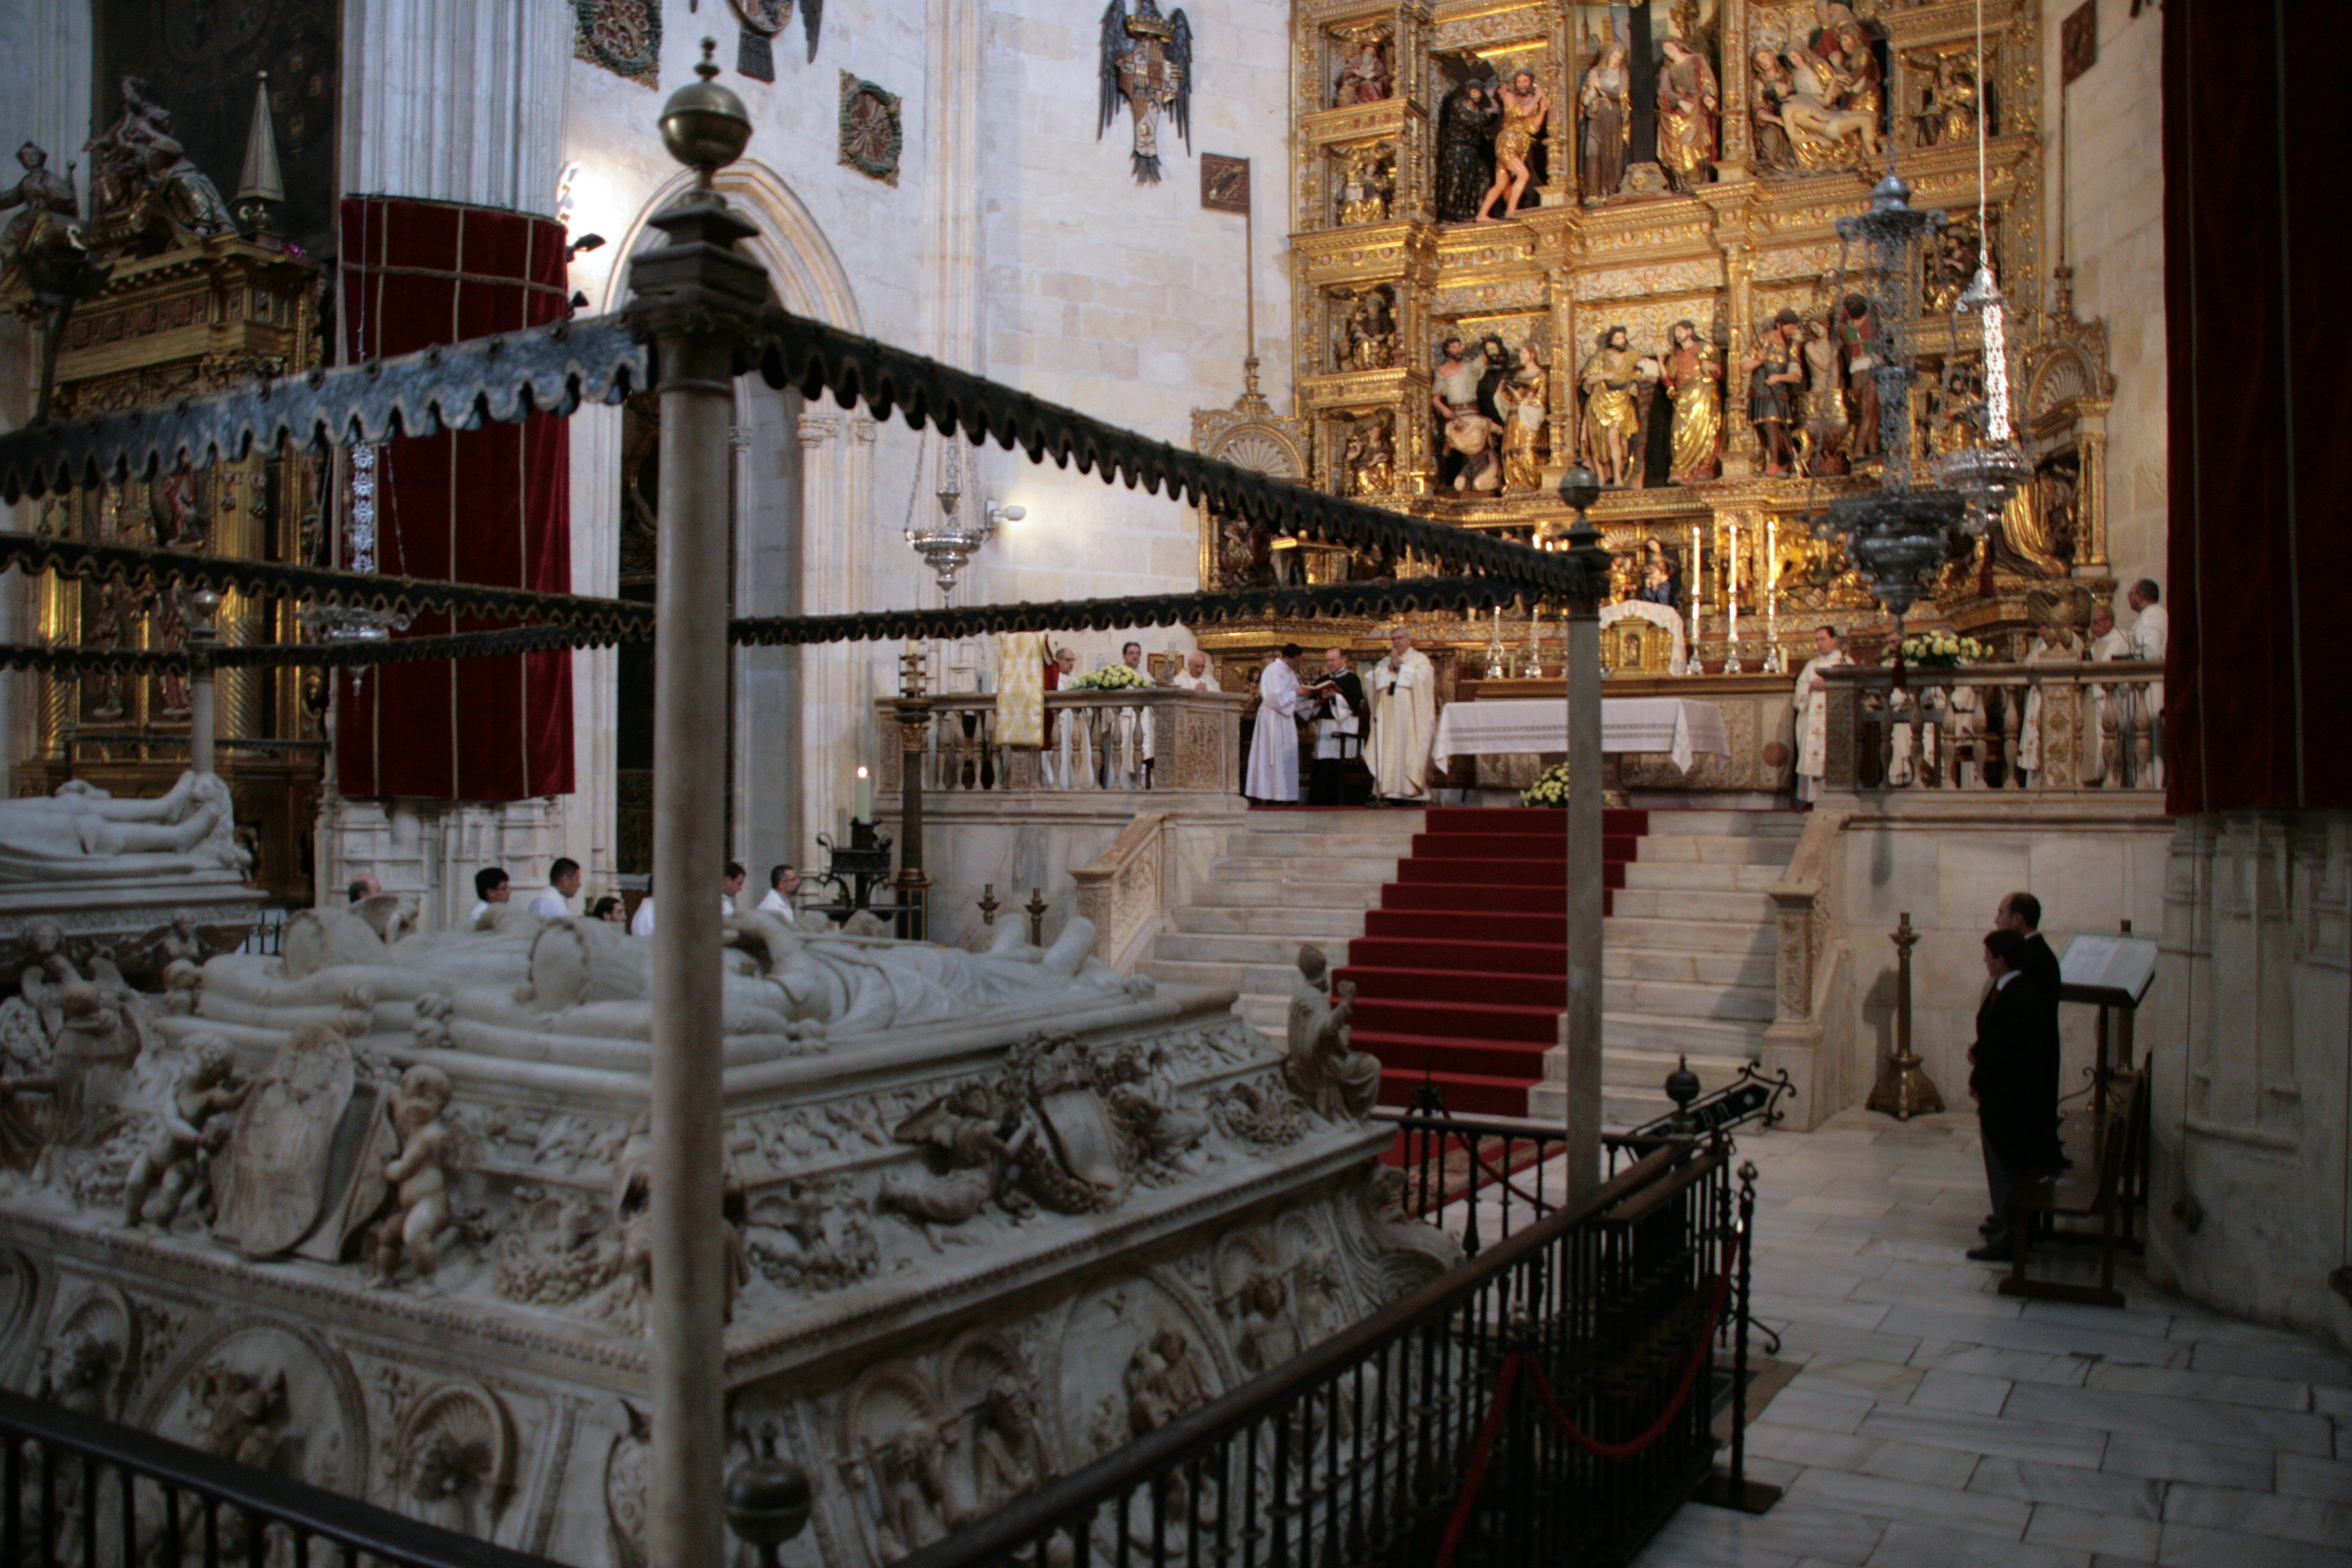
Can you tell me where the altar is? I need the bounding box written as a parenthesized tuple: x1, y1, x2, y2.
(1432, 696, 1731, 776)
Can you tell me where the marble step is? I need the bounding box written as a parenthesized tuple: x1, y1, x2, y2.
(1206, 854, 1410, 882)
(1151, 932, 1353, 967)
(1599, 915, 1779, 956)
(1191, 878, 1394, 910)
(1601, 1010, 1767, 1059)
(1220, 830, 1426, 858)
(1630, 833, 1805, 866)
(1618, 861, 1792, 893)
(1608, 946, 1777, 988)
(1141, 957, 1310, 996)
(1605, 977, 1776, 1023)
(1638, 810, 1805, 838)
(1606, 887, 1779, 923)
(1171, 906, 1380, 938)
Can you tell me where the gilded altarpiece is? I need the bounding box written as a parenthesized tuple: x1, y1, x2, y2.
(1199, 0, 2114, 724)
(17, 236, 328, 899)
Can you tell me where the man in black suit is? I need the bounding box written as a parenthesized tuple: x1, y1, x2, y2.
(1997, 891, 2062, 1018)
(1967, 928, 2066, 1262)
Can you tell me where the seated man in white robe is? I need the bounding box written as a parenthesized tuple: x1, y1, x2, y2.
(1243, 645, 1312, 804)
(2083, 603, 2129, 783)
(2126, 578, 2168, 786)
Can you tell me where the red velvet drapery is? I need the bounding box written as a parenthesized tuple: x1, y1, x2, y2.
(2161, 1, 2352, 814)
(334, 195, 576, 802)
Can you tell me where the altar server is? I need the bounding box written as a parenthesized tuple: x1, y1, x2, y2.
(1791, 625, 1849, 805)
(1244, 645, 1313, 803)
(1367, 629, 1436, 804)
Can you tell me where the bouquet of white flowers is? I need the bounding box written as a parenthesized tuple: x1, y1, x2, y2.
(1069, 662, 1152, 691)
(1898, 631, 1991, 670)
(1521, 761, 1571, 808)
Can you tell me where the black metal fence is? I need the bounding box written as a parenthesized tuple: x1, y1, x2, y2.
(895, 1135, 1731, 1568)
(0, 1385, 553, 1568)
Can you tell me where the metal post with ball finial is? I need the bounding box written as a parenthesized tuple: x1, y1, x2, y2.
(624, 39, 769, 1568)
(1555, 465, 1611, 1200)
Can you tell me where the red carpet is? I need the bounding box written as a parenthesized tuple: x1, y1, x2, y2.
(1337, 806, 1648, 1117)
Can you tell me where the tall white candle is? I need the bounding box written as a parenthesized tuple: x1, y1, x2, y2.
(854, 765, 873, 823)
(1728, 521, 1740, 662)
(1766, 515, 1779, 648)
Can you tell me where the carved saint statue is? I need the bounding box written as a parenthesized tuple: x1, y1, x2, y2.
(1579, 325, 1644, 487)
(1579, 40, 1632, 199)
(1334, 143, 1393, 226)
(1335, 35, 1393, 105)
(1096, 0, 1194, 185)
(1799, 317, 1850, 475)
(1434, 80, 1499, 221)
(1346, 417, 1394, 497)
(1662, 321, 1723, 483)
(1476, 70, 1549, 221)
(0, 142, 81, 296)
(85, 77, 235, 246)
(1776, 49, 1881, 171)
(1839, 293, 1883, 459)
(1742, 309, 1806, 476)
(1501, 345, 1549, 494)
(1750, 48, 1797, 173)
(1655, 38, 1719, 192)
(1282, 946, 1380, 1121)
(1913, 50, 1981, 147)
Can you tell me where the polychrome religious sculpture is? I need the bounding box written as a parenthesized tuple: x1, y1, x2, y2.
(0, 142, 80, 296)
(1743, 309, 1805, 476)
(1661, 321, 1723, 483)
(1655, 38, 1719, 192)
(1579, 325, 1644, 487)
(1750, 48, 1797, 172)
(1476, 70, 1549, 221)
(1096, 0, 1193, 185)
(1334, 34, 1393, 106)
(1434, 80, 1498, 221)
(1501, 345, 1549, 494)
(1579, 41, 1632, 199)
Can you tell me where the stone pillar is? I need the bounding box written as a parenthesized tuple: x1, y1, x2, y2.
(624, 67, 769, 1568)
(339, 0, 570, 212)
(1563, 477, 1611, 1200)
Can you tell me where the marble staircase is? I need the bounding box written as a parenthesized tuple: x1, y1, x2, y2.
(1138, 806, 1805, 1129)
(1138, 809, 1426, 1038)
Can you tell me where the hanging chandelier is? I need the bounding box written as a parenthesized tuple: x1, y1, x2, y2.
(903, 441, 1013, 603)
(299, 443, 411, 647)
(1819, 171, 1968, 622)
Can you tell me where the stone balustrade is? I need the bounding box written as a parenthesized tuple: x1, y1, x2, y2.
(1821, 660, 2166, 794)
(875, 688, 1255, 799)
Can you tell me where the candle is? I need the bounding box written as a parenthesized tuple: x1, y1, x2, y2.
(854, 765, 873, 823)
(1766, 515, 1780, 656)
(1728, 521, 1740, 663)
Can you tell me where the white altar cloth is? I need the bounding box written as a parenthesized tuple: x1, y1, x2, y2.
(1431, 697, 1731, 776)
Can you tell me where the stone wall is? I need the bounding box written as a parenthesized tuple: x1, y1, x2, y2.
(2146, 814, 2352, 1354)
(2040, 0, 2166, 597)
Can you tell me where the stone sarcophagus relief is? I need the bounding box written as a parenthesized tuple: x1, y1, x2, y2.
(0, 903, 1453, 1566)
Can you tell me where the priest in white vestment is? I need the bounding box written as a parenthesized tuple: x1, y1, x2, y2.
(1367, 629, 1436, 803)
(1244, 645, 1312, 803)
(1791, 625, 1849, 804)
(1171, 651, 1217, 691)
(2128, 578, 2169, 785)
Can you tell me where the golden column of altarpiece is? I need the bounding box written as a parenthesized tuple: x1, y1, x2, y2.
(1194, 0, 2116, 768)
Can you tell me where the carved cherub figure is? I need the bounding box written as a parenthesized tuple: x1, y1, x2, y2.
(373, 1063, 456, 1286)
(122, 1039, 250, 1228)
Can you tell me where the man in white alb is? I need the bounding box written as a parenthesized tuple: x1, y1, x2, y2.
(468, 866, 511, 925)
(2083, 603, 2129, 783)
(1243, 644, 1313, 803)
(1791, 624, 1849, 805)
(1367, 629, 1436, 804)
(1171, 651, 1216, 691)
(2126, 578, 2167, 785)
(529, 857, 581, 918)
(1117, 640, 1155, 787)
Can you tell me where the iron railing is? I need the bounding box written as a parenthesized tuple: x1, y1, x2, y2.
(0, 1385, 557, 1568)
(893, 1134, 1732, 1568)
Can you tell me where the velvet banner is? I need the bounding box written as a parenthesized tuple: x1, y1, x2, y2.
(2161, 1, 2351, 814)
(334, 195, 575, 802)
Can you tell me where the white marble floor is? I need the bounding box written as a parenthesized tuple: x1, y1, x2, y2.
(1628, 1109, 2352, 1568)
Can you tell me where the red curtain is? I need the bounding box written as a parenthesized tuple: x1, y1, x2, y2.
(334, 195, 576, 802)
(2161, 1, 2352, 814)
